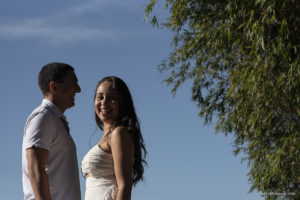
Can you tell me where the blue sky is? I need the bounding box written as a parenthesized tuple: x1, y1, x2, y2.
(0, 1, 263, 199)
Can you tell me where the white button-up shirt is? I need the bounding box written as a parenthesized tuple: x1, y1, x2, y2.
(22, 99, 81, 200)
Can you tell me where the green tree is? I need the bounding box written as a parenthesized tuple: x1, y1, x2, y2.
(145, 0, 300, 199)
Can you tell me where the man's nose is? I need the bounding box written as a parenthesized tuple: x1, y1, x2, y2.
(75, 83, 81, 93)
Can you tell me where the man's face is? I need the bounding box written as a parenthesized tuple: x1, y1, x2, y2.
(56, 70, 81, 111)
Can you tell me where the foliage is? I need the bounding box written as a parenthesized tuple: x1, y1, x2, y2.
(145, 0, 300, 199)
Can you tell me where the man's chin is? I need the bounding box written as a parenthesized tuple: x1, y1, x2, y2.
(66, 102, 75, 109)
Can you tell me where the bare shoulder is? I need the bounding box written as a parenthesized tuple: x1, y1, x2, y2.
(111, 126, 130, 138)
(111, 126, 134, 148)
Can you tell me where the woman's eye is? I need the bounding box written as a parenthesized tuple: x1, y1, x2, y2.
(95, 94, 118, 103)
(110, 96, 117, 103)
(97, 96, 103, 100)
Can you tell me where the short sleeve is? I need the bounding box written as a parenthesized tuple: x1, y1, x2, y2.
(24, 111, 57, 151)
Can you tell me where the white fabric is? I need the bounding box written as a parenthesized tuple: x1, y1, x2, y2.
(82, 145, 117, 200)
(22, 99, 81, 200)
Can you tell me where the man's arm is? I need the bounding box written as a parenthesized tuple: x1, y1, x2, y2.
(27, 147, 52, 200)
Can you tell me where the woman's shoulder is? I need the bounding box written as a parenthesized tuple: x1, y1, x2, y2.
(111, 126, 130, 137)
(111, 126, 134, 146)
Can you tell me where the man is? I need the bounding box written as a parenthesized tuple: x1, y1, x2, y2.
(22, 62, 81, 200)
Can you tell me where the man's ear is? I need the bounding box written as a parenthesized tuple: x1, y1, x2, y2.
(49, 81, 57, 94)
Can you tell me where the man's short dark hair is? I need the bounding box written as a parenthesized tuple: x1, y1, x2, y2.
(38, 62, 74, 95)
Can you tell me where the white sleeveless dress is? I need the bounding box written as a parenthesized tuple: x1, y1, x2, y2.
(81, 145, 117, 200)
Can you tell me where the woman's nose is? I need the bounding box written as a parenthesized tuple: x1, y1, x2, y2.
(102, 97, 109, 106)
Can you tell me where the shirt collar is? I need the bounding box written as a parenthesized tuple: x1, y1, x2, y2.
(42, 99, 66, 120)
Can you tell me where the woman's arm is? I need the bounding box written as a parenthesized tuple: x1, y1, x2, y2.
(110, 127, 134, 200)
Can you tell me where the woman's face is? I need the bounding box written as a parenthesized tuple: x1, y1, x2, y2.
(95, 81, 120, 126)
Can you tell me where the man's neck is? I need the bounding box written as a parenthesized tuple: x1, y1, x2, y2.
(44, 96, 66, 113)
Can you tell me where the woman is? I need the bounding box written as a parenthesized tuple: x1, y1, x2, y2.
(82, 76, 147, 200)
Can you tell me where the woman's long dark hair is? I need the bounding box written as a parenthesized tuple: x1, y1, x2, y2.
(94, 76, 147, 186)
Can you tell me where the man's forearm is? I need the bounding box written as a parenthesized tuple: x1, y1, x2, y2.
(28, 167, 52, 200)
(27, 148, 52, 200)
